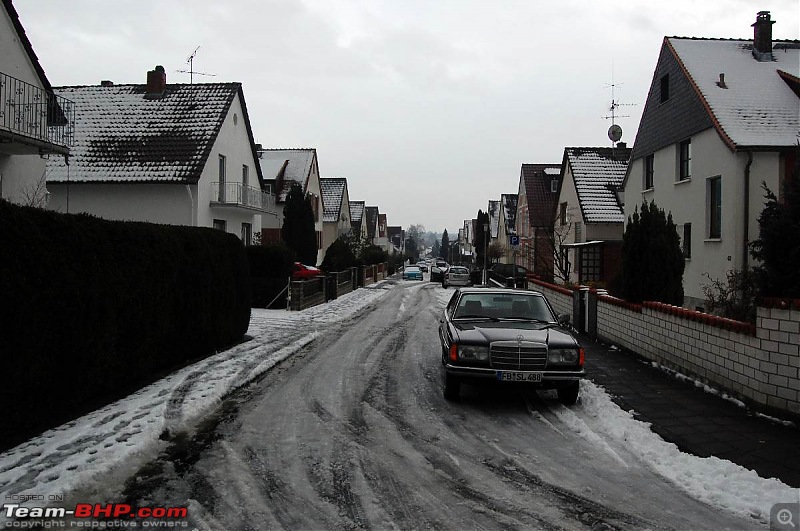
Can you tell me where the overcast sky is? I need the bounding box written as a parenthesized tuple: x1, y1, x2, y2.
(14, 0, 799, 233)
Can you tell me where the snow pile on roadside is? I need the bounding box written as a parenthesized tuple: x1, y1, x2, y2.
(0, 284, 390, 503)
(555, 380, 798, 522)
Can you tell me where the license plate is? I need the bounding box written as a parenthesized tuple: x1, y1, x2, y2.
(497, 371, 542, 383)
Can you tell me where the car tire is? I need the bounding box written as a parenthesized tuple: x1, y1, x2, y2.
(443, 372, 461, 401)
(557, 381, 580, 405)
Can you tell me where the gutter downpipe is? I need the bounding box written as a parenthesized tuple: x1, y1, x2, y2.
(743, 150, 753, 269)
(185, 184, 196, 226)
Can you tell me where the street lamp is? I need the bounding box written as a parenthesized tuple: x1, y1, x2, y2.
(483, 222, 489, 285)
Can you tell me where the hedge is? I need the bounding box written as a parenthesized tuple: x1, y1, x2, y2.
(0, 200, 251, 450)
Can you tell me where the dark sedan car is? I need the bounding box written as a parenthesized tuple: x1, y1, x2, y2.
(438, 288, 584, 404)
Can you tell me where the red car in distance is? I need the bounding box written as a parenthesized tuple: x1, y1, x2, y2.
(291, 262, 323, 280)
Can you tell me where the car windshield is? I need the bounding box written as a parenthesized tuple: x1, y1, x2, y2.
(453, 293, 554, 321)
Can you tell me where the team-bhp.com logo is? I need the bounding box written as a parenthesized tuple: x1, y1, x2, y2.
(3, 503, 189, 526)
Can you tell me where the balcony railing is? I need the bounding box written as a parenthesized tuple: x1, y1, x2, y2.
(210, 182, 276, 212)
(0, 71, 75, 152)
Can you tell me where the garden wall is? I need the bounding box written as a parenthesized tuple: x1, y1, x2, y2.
(531, 279, 800, 416)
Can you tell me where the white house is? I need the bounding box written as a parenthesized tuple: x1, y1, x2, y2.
(258, 148, 325, 264)
(320, 177, 351, 253)
(622, 11, 799, 309)
(556, 146, 631, 285)
(498, 193, 518, 264)
(0, 0, 73, 205)
(45, 67, 274, 246)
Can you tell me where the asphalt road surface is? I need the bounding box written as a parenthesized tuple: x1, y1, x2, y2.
(118, 280, 757, 530)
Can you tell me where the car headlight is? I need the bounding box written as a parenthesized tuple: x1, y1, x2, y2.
(458, 345, 489, 361)
(547, 348, 582, 365)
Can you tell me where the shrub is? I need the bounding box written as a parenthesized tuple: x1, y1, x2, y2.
(246, 242, 295, 308)
(320, 237, 356, 272)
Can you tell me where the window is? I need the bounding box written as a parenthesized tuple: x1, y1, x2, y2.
(579, 246, 601, 283)
(242, 165, 249, 189)
(660, 74, 670, 103)
(213, 219, 227, 232)
(574, 221, 582, 243)
(682, 223, 692, 258)
(708, 177, 722, 238)
(644, 154, 654, 190)
(559, 202, 568, 225)
(218, 155, 226, 202)
(679, 139, 691, 181)
(241, 222, 252, 245)
(550, 179, 558, 193)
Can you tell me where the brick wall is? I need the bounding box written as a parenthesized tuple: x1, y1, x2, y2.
(531, 279, 800, 416)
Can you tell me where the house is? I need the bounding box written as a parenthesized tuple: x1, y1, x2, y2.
(376, 213, 390, 253)
(45, 67, 273, 246)
(488, 199, 501, 245)
(387, 226, 404, 254)
(258, 148, 325, 264)
(320, 177, 351, 253)
(364, 206, 379, 246)
(556, 146, 631, 285)
(349, 200, 367, 244)
(622, 11, 799, 309)
(498, 193, 518, 264)
(514, 163, 561, 280)
(0, 0, 73, 206)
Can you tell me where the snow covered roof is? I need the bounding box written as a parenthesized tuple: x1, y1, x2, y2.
(349, 201, 364, 223)
(564, 147, 631, 224)
(320, 178, 347, 223)
(46, 83, 246, 184)
(668, 37, 800, 149)
(488, 200, 500, 238)
(521, 164, 561, 228)
(258, 148, 316, 202)
(501, 194, 518, 235)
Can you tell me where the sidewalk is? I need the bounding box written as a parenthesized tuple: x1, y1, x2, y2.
(581, 336, 800, 488)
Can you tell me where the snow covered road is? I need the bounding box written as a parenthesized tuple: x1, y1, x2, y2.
(1, 279, 796, 529)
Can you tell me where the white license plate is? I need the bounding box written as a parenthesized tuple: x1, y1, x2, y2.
(497, 371, 542, 383)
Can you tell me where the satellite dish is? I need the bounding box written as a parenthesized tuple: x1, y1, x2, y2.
(608, 124, 623, 142)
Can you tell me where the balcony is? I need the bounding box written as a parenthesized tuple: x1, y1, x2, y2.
(0, 71, 74, 155)
(210, 182, 276, 213)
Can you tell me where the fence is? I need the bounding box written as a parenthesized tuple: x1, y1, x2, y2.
(288, 265, 381, 311)
(530, 279, 800, 417)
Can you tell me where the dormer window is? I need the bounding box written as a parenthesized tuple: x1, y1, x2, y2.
(551, 179, 558, 193)
(660, 74, 670, 103)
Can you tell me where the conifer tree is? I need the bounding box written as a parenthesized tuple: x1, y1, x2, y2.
(620, 200, 684, 305)
(440, 230, 450, 260)
(281, 183, 317, 264)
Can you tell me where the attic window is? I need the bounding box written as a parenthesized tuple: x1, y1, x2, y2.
(550, 179, 558, 193)
(660, 74, 670, 103)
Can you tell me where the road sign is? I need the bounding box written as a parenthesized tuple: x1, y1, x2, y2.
(510, 234, 520, 247)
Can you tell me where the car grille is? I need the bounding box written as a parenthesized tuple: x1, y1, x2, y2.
(490, 341, 547, 370)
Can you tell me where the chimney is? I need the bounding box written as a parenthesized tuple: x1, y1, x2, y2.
(146, 65, 167, 97)
(616, 142, 627, 149)
(100, 80, 114, 87)
(751, 11, 775, 61)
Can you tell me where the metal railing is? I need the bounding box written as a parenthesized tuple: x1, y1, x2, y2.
(0, 71, 75, 150)
(210, 182, 275, 212)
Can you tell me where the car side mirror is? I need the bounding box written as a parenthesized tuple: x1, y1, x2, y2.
(558, 313, 571, 325)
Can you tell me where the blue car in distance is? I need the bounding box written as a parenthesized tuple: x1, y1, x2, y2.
(402, 265, 424, 281)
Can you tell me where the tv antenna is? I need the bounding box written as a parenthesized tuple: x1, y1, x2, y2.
(175, 45, 216, 84)
(603, 71, 636, 145)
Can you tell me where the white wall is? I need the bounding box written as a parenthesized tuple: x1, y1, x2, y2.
(0, 7, 42, 86)
(0, 154, 48, 205)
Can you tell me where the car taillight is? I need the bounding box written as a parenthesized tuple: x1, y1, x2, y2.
(449, 344, 458, 362)
(579, 347, 585, 367)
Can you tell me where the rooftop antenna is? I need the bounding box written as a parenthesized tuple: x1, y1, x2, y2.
(175, 45, 216, 84)
(603, 66, 636, 146)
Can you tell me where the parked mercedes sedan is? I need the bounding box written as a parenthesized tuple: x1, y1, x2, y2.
(438, 288, 584, 403)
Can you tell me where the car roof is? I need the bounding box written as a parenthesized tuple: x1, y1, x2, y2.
(456, 287, 543, 297)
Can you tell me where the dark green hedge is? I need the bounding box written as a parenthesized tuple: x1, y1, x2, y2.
(0, 200, 251, 450)
(246, 243, 294, 308)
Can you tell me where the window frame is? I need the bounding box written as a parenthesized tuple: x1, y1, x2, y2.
(241, 222, 252, 246)
(644, 154, 654, 190)
(708, 176, 722, 239)
(218, 154, 227, 202)
(682, 223, 692, 259)
(678, 139, 692, 181)
(213, 219, 227, 232)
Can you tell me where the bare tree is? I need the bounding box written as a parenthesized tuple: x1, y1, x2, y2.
(18, 170, 50, 209)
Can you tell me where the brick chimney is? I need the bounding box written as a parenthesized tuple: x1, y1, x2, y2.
(751, 11, 775, 61)
(146, 65, 167, 97)
(100, 80, 114, 87)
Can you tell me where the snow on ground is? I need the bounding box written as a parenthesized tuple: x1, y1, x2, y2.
(0, 282, 391, 505)
(0, 278, 796, 524)
(553, 380, 800, 522)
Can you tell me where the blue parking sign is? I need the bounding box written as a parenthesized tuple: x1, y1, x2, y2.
(510, 234, 520, 247)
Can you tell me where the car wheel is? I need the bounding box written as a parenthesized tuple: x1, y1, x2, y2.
(557, 381, 580, 405)
(443, 371, 460, 401)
